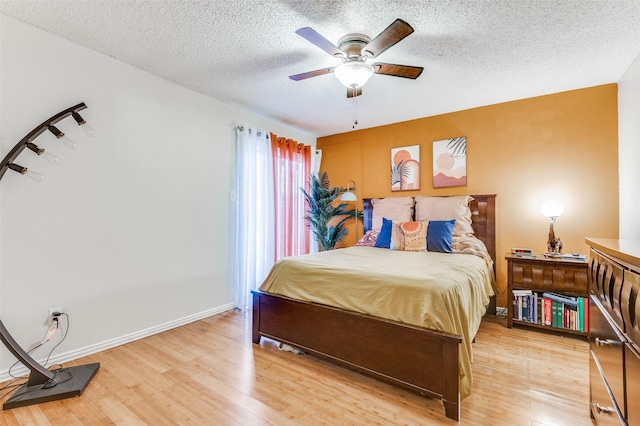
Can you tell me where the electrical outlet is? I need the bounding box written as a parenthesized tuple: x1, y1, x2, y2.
(48, 307, 62, 325)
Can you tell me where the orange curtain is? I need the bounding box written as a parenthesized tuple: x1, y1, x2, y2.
(270, 132, 311, 260)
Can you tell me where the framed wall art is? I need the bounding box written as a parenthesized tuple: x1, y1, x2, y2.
(432, 137, 467, 188)
(391, 145, 420, 191)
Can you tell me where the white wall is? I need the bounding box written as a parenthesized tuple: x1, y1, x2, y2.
(618, 52, 640, 239)
(0, 15, 315, 376)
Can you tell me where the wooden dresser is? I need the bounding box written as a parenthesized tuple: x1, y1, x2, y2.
(586, 238, 640, 425)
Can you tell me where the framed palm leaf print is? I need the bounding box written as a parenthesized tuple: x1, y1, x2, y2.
(433, 137, 467, 188)
(391, 145, 420, 191)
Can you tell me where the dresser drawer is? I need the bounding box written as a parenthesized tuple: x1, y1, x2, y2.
(590, 351, 625, 425)
(621, 269, 640, 346)
(589, 295, 625, 414)
(626, 343, 640, 425)
(590, 249, 625, 330)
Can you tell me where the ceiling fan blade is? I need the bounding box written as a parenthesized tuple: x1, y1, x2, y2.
(373, 63, 423, 79)
(346, 87, 362, 98)
(289, 67, 335, 81)
(362, 19, 414, 58)
(296, 27, 345, 58)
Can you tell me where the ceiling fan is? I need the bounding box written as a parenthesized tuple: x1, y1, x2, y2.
(289, 19, 423, 98)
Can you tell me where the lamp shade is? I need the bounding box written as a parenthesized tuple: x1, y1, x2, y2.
(340, 191, 357, 201)
(541, 199, 564, 218)
(334, 61, 374, 88)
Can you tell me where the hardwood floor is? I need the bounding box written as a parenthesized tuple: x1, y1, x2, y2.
(0, 311, 591, 425)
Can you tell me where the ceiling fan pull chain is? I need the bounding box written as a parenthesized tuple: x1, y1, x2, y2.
(352, 95, 358, 129)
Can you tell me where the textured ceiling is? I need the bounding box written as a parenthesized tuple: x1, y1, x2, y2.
(2, 0, 640, 137)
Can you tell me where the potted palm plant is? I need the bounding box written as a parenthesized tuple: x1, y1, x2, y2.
(301, 172, 361, 251)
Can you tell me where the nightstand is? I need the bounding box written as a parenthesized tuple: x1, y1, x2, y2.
(506, 253, 589, 336)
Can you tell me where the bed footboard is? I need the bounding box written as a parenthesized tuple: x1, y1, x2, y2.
(252, 290, 462, 421)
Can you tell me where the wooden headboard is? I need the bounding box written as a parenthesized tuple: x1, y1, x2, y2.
(362, 194, 496, 264)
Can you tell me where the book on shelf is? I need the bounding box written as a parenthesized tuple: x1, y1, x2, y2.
(543, 298, 552, 326)
(542, 292, 578, 306)
(583, 297, 589, 333)
(577, 297, 584, 333)
(522, 295, 529, 322)
(512, 290, 588, 333)
(564, 304, 578, 329)
(552, 300, 560, 328)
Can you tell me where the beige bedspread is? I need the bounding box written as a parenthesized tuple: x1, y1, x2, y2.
(259, 245, 495, 399)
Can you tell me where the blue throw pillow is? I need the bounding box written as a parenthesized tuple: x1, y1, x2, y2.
(374, 217, 392, 248)
(427, 220, 456, 253)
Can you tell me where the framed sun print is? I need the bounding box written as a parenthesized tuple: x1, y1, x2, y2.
(391, 145, 420, 191)
(432, 137, 467, 188)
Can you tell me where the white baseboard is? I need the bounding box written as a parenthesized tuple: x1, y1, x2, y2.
(0, 303, 234, 383)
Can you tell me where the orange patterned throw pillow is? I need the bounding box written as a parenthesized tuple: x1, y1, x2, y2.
(391, 221, 428, 252)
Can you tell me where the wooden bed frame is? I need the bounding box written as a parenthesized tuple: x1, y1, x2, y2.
(252, 194, 496, 421)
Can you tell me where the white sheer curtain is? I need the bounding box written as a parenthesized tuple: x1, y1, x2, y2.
(309, 148, 323, 253)
(232, 126, 274, 311)
(312, 148, 322, 176)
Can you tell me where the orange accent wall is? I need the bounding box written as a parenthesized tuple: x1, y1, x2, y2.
(317, 84, 619, 308)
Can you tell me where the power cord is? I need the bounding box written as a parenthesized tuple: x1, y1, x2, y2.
(43, 312, 69, 369)
(5, 312, 71, 383)
(0, 377, 29, 399)
(3, 367, 74, 403)
(42, 316, 60, 343)
(8, 342, 44, 380)
(1, 312, 73, 404)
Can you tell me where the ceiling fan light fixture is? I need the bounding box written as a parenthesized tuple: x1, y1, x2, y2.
(334, 61, 374, 88)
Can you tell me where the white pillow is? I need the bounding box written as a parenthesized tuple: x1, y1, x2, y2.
(370, 197, 414, 231)
(414, 195, 475, 236)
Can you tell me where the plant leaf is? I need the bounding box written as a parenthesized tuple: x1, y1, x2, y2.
(301, 171, 360, 250)
(446, 137, 466, 158)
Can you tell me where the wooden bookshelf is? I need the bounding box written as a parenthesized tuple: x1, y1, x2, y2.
(506, 253, 589, 336)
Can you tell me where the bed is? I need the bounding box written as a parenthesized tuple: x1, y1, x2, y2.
(252, 194, 496, 421)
